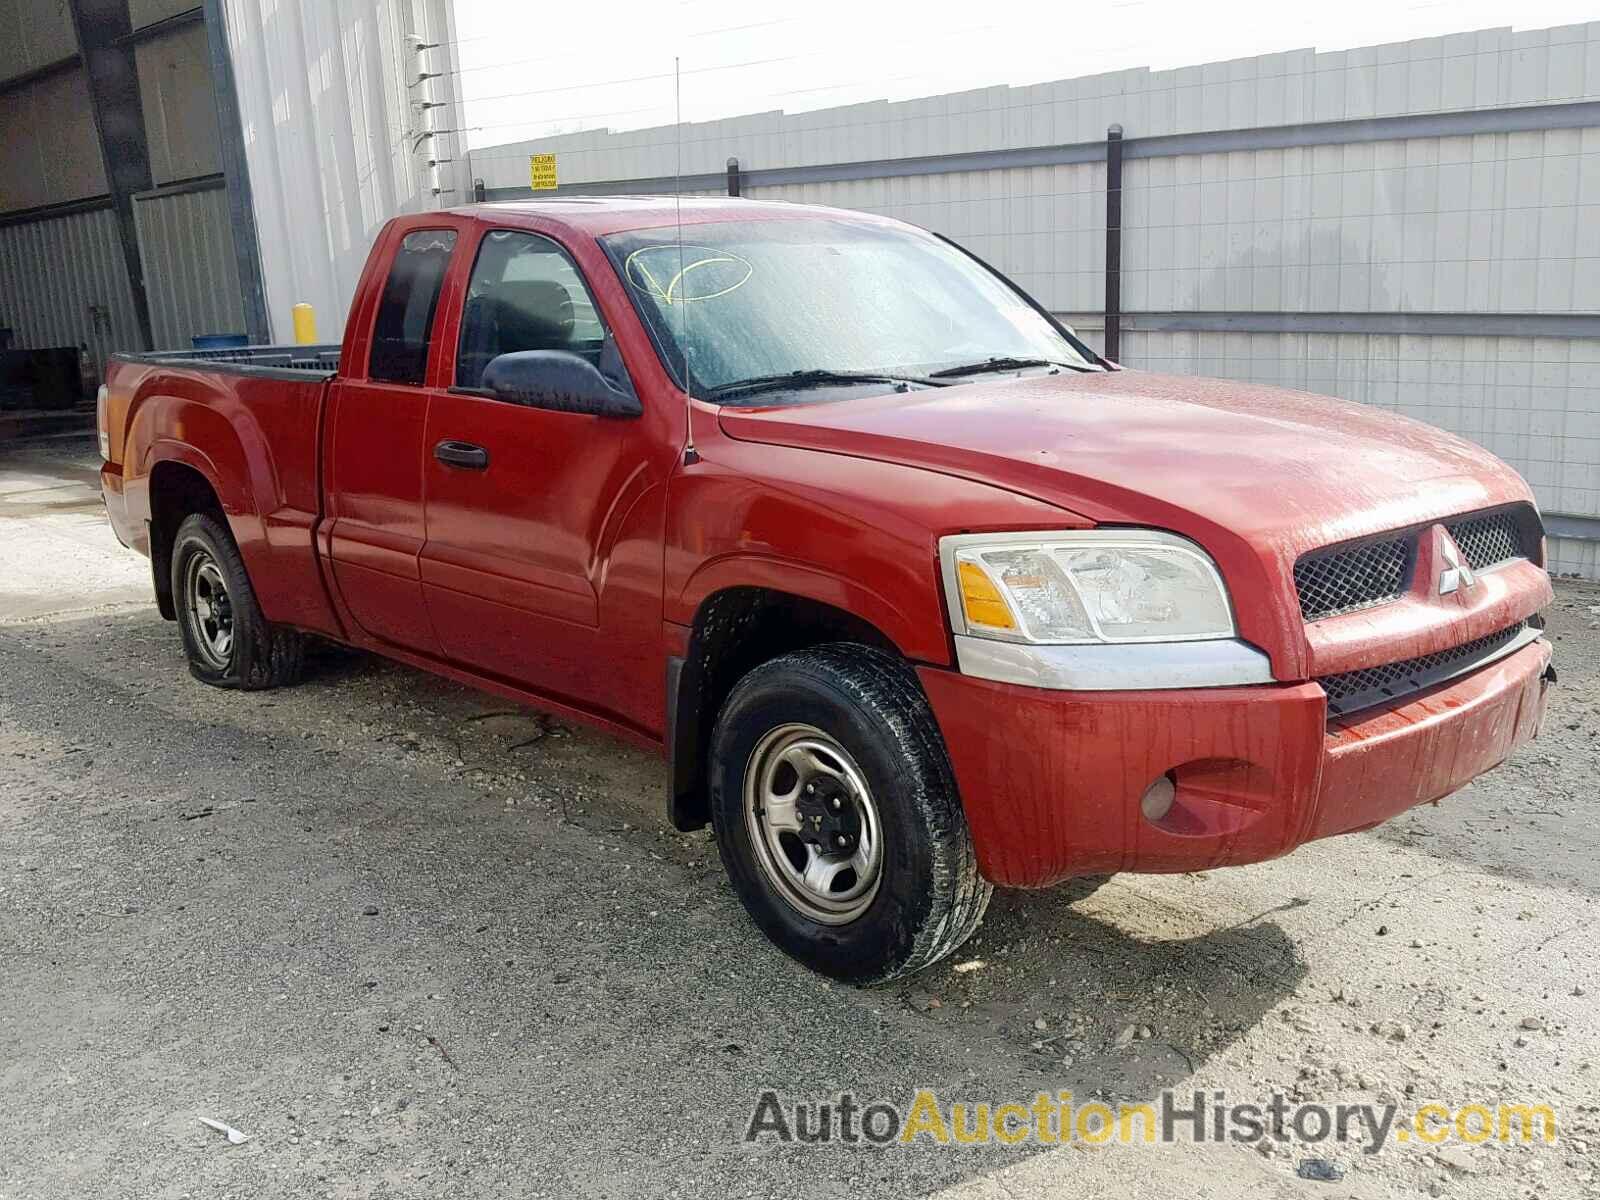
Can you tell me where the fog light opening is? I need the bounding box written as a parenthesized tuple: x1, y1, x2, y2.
(1140, 773, 1177, 824)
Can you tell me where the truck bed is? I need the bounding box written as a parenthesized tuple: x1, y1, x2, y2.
(113, 344, 342, 379)
(100, 343, 346, 640)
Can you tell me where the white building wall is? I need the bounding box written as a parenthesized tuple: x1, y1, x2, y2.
(471, 22, 1600, 577)
(219, 0, 469, 342)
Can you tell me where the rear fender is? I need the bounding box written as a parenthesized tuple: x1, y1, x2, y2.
(125, 388, 261, 523)
(127, 396, 268, 609)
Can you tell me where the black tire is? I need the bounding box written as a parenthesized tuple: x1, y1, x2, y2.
(709, 644, 991, 984)
(170, 512, 305, 690)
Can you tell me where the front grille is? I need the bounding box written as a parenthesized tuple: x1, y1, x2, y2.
(1446, 511, 1523, 571)
(1319, 621, 1530, 717)
(1293, 505, 1538, 623)
(1294, 538, 1410, 622)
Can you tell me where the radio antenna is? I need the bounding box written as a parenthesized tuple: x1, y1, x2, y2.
(675, 55, 699, 465)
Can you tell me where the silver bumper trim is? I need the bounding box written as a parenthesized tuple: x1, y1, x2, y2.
(953, 635, 1276, 691)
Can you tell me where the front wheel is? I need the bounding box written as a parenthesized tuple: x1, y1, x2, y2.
(171, 512, 305, 690)
(709, 644, 991, 984)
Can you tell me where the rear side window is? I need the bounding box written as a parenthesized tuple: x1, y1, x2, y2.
(456, 230, 607, 390)
(369, 229, 458, 384)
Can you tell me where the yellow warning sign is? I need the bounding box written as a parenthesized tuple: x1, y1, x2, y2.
(529, 153, 558, 191)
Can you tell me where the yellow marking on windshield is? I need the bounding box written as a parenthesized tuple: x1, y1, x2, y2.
(626, 254, 664, 300)
(624, 246, 753, 305)
(665, 256, 747, 303)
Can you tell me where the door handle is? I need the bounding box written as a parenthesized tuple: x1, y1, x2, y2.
(434, 440, 489, 470)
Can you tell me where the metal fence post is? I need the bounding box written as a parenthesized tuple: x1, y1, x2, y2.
(1104, 124, 1123, 364)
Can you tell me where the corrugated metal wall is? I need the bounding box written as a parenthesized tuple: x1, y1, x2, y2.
(473, 26, 1600, 186)
(0, 67, 109, 213)
(136, 18, 225, 187)
(471, 21, 1600, 580)
(0, 206, 145, 381)
(133, 183, 247, 348)
(1111, 122, 1600, 579)
(0, 0, 467, 376)
(748, 167, 1109, 317)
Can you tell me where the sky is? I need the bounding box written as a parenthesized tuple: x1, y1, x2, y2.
(448, 0, 1598, 153)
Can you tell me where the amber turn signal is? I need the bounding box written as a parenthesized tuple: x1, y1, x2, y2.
(957, 560, 1017, 631)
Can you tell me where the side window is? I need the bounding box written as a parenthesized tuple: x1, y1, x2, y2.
(369, 229, 458, 384)
(456, 230, 608, 390)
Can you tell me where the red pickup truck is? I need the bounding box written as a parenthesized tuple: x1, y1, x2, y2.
(100, 198, 1555, 983)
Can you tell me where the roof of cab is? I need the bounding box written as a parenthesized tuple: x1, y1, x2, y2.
(446, 195, 902, 239)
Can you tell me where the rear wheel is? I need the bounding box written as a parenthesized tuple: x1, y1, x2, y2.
(171, 513, 305, 690)
(709, 644, 990, 984)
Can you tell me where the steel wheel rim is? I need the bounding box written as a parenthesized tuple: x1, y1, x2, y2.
(184, 553, 234, 670)
(743, 723, 883, 925)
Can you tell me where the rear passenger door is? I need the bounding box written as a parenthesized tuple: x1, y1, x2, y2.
(325, 224, 460, 655)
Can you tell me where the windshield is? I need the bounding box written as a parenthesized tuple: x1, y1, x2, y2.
(599, 218, 1096, 401)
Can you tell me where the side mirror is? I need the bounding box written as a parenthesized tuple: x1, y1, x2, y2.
(482, 350, 642, 418)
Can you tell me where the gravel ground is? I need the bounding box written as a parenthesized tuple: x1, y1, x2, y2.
(1, 436, 1596, 1200)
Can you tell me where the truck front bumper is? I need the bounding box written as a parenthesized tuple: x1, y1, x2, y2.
(918, 638, 1553, 888)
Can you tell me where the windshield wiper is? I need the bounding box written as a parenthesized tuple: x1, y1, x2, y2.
(707, 369, 944, 400)
(928, 356, 1090, 378)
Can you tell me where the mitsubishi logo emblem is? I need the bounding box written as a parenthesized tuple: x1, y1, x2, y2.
(1437, 530, 1476, 595)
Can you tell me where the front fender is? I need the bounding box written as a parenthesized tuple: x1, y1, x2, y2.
(677, 552, 930, 662)
(664, 433, 1079, 669)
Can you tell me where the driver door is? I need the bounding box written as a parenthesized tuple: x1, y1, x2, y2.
(419, 227, 670, 732)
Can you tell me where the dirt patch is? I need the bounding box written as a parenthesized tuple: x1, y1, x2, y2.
(1, 437, 1596, 1199)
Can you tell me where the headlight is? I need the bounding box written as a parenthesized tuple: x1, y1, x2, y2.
(940, 529, 1236, 644)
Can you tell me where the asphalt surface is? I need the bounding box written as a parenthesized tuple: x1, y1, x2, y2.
(1, 436, 1596, 1200)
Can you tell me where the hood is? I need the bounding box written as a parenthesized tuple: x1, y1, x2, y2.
(717, 370, 1537, 672)
(718, 370, 1531, 561)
